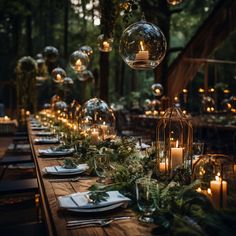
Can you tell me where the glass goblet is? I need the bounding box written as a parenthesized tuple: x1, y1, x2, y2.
(136, 177, 158, 223)
(93, 155, 111, 183)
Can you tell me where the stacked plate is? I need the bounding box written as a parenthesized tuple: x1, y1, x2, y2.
(58, 191, 130, 212)
(34, 138, 59, 144)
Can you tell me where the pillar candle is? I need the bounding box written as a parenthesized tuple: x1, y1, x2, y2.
(170, 140, 183, 170)
(210, 175, 227, 209)
(135, 41, 149, 61)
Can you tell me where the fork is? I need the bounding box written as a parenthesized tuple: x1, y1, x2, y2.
(67, 219, 113, 229)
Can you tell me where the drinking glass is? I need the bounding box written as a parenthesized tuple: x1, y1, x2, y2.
(136, 177, 159, 223)
(94, 155, 111, 183)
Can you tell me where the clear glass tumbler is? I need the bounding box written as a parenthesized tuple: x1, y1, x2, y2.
(136, 177, 159, 223)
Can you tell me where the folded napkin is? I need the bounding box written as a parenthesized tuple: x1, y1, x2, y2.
(34, 138, 59, 144)
(58, 191, 130, 209)
(43, 164, 89, 174)
(135, 142, 150, 149)
(31, 127, 48, 131)
(38, 148, 74, 156)
(34, 131, 54, 136)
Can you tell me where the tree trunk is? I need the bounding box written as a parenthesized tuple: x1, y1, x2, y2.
(64, 0, 69, 60)
(99, 52, 109, 102)
(26, 11, 32, 55)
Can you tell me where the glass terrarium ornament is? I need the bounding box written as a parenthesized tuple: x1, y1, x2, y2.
(43, 46, 59, 62)
(70, 50, 89, 72)
(63, 77, 74, 86)
(156, 106, 193, 177)
(55, 101, 68, 120)
(119, 19, 167, 70)
(229, 96, 236, 113)
(97, 34, 113, 52)
(78, 98, 116, 141)
(77, 70, 94, 82)
(80, 45, 93, 59)
(51, 67, 66, 84)
(201, 95, 215, 113)
(167, 0, 183, 6)
(192, 154, 234, 209)
(151, 83, 164, 97)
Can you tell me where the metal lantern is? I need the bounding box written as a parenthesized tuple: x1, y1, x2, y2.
(156, 106, 193, 176)
(97, 34, 113, 52)
(51, 67, 66, 84)
(192, 154, 234, 209)
(69, 50, 89, 72)
(119, 19, 167, 70)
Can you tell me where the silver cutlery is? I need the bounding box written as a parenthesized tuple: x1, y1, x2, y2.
(66, 216, 132, 229)
(49, 176, 90, 182)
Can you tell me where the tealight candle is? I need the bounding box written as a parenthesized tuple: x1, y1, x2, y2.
(171, 140, 183, 170)
(135, 41, 149, 61)
(56, 74, 62, 82)
(103, 41, 110, 51)
(210, 174, 227, 209)
(75, 59, 82, 71)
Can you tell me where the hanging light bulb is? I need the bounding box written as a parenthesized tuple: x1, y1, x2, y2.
(51, 67, 66, 84)
(97, 34, 113, 52)
(119, 19, 167, 70)
(69, 50, 89, 72)
(43, 46, 59, 62)
(77, 70, 94, 82)
(80, 45, 93, 59)
(167, 0, 183, 6)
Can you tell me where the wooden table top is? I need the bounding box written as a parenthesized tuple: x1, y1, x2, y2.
(28, 122, 157, 236)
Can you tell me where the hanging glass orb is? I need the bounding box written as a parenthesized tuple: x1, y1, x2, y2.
(55, 101, 68, 120)
(119, 20, 167, 70)
(229, 96, 236, 113)
(167, 0, 183, 6)
(50, 95, 61, 111)
(77, 70, 94, 82)
(63, 77, 74, 86)
(51, 67, 66, 84)
(156, 106, 193, 178)
(97, 34, 113, 52)
(43, 46, 59, 62)
(68, 100, 81, 122)
(221, 99, 231, 112)
(36, 53, 43, 59)
(69, 50, 89, 72)
(78, 98, 116, 140)
(80, 45, 93, 59)
(151, 83, 164, 96)
(201, 96, 215, 113)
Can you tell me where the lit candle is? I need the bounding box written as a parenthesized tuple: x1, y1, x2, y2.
(103, 41, 110, 51)
(159, 162, 168, 172)
(75, 59, 82, 71)
(100, 121, 108, 140)
(171, 140, 183, 170)
(135, 41, 149, 61)
(91, 128, 99, 142)
(210, 174, 227, 209)
(56, 74, 62, 82)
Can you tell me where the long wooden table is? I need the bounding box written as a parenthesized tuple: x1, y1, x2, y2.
(28, 121, 157, 236)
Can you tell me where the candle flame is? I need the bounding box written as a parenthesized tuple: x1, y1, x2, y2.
(196, 187, 201, 192)
(56, 74, 62, 81)
(140, 41, 144, 51)
(215, 175, 220, 181)
(75, 59, 82, 66)
(217, 172, 220, 176)
(207, 188, 212, 195)
(103, 121, 105, 125)
(176, 140, 179, 148)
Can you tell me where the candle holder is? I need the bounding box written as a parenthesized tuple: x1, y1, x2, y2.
(97, 34, 113, 52)
(156, 106, 193, 177)
(192, 154, 234, 209)
(78, 98, 116, 140)
(43, 46, 59, 62)
(69, 50, 89, 72)
(151, 83, 164, 97)
(119, 19, 167, 70)
(54, 101, 68, 121)
(51, 67, 66, 84)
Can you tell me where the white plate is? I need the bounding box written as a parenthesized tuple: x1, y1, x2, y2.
(38, 148, 74, 156)
(67, 202, 124, 213)
(42, 166, 87, 176)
